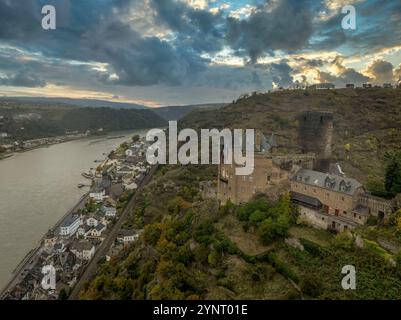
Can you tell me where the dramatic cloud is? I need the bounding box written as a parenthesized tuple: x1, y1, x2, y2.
(366, 60, 395, 83)
(0, 69, 46, 87)
(316, 57, 371, 85)
(0, 0, 400, 105)
(226, 0, 314, 62)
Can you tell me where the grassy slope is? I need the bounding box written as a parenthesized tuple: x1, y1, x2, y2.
(80, 165, 401, 300)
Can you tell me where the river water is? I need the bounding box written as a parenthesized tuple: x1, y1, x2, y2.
(0, 130, 147, 289)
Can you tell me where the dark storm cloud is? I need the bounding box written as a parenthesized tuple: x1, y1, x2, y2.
(316, 57, 371, 86)
(266, 61, 295, 87)
(0, 69, 46, 87)
(366, 60, 395, 82)
(311, 0, 401, 53)
(0, 0, 209, 87)
(0, 0, 400, 98)
(149, 0, 225, 53)
(226, 0, 314, 62)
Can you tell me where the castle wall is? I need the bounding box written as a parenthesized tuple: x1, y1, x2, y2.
(218, 153, 315, 205)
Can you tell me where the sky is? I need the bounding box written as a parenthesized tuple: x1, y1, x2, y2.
(0, 0, 400, 107)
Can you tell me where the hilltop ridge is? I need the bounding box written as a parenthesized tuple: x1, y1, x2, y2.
(181, 88, 401, 185)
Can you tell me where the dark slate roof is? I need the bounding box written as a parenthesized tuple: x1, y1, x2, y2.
(268, 133, 278, 148)
(118, 229, 136, 237)
(290, 191, 322, 208)
(95, 223, 106, 232)
(292, 169, 362, 195)
(60, 214, 80, 228)
(70, 241, 94, 251)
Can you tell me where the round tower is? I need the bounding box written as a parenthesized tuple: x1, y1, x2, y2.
(298, 111, 333, 172)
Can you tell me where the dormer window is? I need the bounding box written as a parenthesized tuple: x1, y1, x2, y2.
(325, 177, 332, 188)
(339, 180, 347, 192)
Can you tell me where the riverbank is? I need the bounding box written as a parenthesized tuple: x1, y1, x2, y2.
(0, 132, 109, 161)
(0, 130, 148, 291)
(0, 131, 151, 299)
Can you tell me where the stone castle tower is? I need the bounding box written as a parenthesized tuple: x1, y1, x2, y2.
(298, 111, 333, 172)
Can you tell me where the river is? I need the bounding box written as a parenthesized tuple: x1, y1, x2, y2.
(0, 130, 148, 289)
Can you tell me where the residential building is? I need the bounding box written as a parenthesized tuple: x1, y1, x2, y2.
(43, 230, 57, 247)
(76, 225, 91, 238)
(89, 186, 106, 202)
(70, 241, 95, 260)
(117, 230, 139, 244)
(89, 223, 106, 238)
(59, 214, 81, 237)
(290, 169, 393, 231)
(101, 205, 117, 218)
(86, 217, 99, 227)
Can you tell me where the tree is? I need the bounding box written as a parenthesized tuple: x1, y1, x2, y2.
(58, 288, 69, 300)
(132, 134, 140, 142)
(385, 151, 401, 197)
(300, 276, 323, 298)
(249, 210, 265, 225)
(258, 214, 290, 245)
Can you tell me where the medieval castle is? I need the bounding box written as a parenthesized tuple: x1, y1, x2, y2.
(215, 111, 394, 232)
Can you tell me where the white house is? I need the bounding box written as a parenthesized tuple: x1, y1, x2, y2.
(76, 225, 91, 238)
(43, 230, 58, 247)
(86, 217, 99, 227)
(124, 182, 138, 190)
(89, 188, 106, 202)
(101, 205, 117, 218)
(70, 241, 96, 260)
(117, 230, 139, 245)
(0, 132, 8, 138)
(59, 215, 81, 237)
(89, 223, 106, 238)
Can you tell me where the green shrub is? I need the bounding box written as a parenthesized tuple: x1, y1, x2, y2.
(299, 238, 325, 257)
(300, 275, 324, 298)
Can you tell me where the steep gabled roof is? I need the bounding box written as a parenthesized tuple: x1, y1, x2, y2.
(292, 169, 362, 195)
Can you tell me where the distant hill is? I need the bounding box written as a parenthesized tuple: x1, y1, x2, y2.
(153, 103, 226, 121)
(0, 104, 167, 140)
(181, 88, 401, 184)
(0, 97, 149, 110)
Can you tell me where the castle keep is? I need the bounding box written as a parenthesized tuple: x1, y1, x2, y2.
(298, 111, 333, 172)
